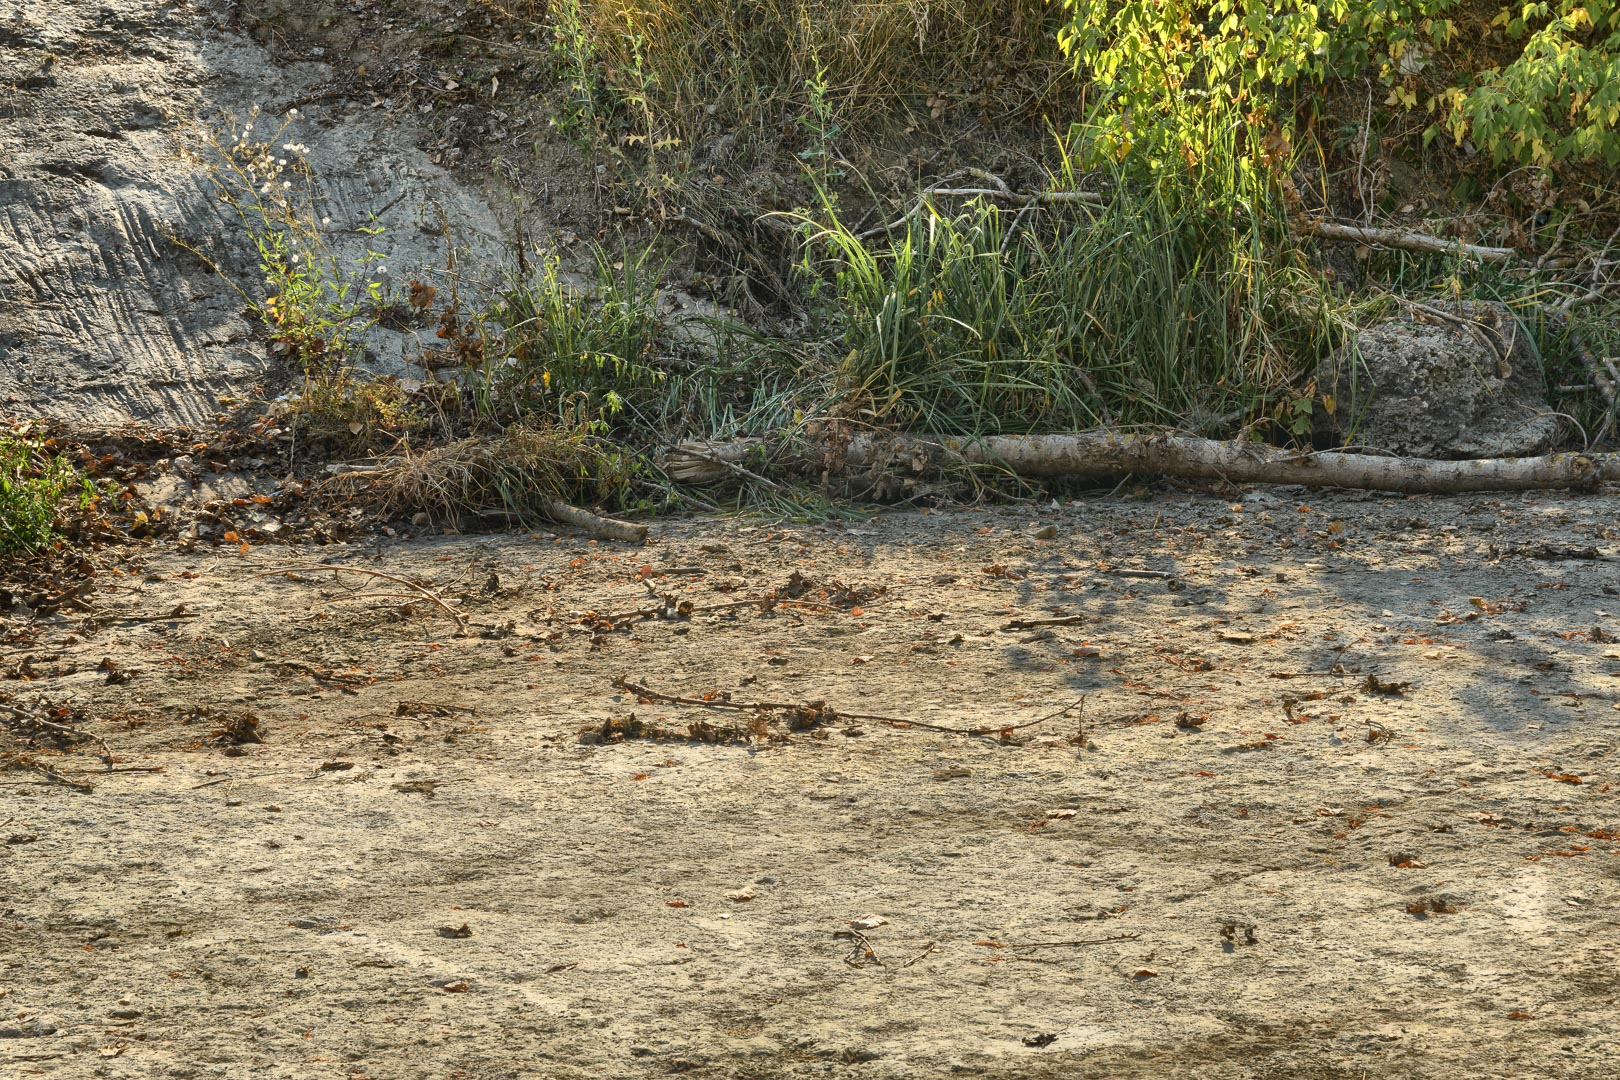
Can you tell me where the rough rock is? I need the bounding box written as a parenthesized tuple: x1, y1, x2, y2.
(1312, 300, 1557, 459)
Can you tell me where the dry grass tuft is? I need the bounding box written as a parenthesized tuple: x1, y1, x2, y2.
(323, 423, 635, 526)
(484, 0, 1068, 149)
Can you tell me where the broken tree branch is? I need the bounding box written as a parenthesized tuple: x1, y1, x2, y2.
(664, 440, 782, 492)
(541, 500, 648, 544)
(1297, 220, 1517, 263)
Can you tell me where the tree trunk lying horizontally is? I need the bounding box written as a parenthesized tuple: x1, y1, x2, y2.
(666, 432, 1616, 495)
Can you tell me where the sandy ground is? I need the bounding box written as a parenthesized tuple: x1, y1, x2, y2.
(5, 2, 1620, 1077)
(4, 490, 1619, 1078)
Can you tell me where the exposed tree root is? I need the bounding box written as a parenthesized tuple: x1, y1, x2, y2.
(668, 432, 1616, 495)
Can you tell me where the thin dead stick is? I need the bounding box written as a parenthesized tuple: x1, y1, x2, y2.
(855, 169, 1106, 240)
(1009, 934, 1141, 950)
(0, 704, 112, 758)
(253, 564, 468, 632)
(1106, 568, 1175, 580)
(1298, 220, 1517, 263)
(1268, 670, 1357, 679)
(273, 660, 367, 685)
(594, 595, 856, 627)
(17, 761, 94, 794)
(1003, 615, 1085, 630)
(88, 611, 201, 624)
(612, 676, 1085, 737)
(901, 941, 938, 968)
(190, 771, 296, 789)
(840, 928, 884, 968)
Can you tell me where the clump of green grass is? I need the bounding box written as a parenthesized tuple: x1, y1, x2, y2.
(0, 434, 98, 556)
(803, 156, 1345, 436)
(473, 246, 822, 442)
(475, 248, 668, 428)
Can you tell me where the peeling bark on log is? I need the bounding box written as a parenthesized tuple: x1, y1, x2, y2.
(668, 433, 1614, 495)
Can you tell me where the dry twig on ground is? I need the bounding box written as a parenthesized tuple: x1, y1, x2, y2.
(612, 676, 1084, 737)
(253, 564, 469, 633)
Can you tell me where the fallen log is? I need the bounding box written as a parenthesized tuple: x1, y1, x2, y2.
(667, 432, 1616, 495)
(540, 500, 648, 544)
(1297, 221, 1517, 263)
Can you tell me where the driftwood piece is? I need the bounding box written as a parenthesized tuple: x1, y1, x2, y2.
(1298, 221, 1517, 263)
(667, 432, 1615, 494)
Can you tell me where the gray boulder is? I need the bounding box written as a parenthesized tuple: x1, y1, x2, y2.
(1312, 301, 1556, 459)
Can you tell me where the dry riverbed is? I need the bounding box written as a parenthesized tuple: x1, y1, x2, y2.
(3, 491, 1619, 1078)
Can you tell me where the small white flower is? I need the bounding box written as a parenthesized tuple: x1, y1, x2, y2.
(277, 158, 286, 166)
(282, 181, 291, 189)
(377, 266, 388, 276)
(287, 107, 299, 117)
(321, 216, 331, 226)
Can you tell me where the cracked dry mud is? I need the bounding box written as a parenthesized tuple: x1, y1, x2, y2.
(4, 494, 1620, 1078)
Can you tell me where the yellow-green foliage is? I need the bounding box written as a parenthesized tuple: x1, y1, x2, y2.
(1055, 0, 1620, 168)
(0, 435, 97, 555)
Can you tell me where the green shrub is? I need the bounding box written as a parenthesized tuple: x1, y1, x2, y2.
(0, 435, 97, 556)
(478, 248, 669, 429)
(1053, 0, 1620, 170)
(1430, 3, 1620, 165)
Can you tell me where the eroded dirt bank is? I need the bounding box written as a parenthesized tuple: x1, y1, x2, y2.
(3, 492, 1618, 1078)
(0, 0, 505, 426)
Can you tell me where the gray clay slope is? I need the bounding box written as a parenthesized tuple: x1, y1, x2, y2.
(0, 0, 506, 426)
